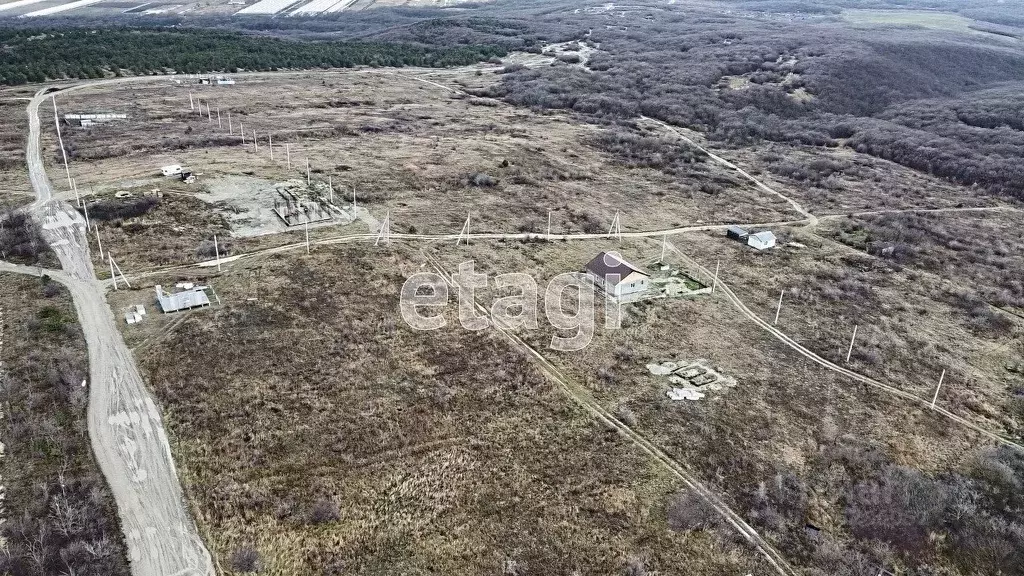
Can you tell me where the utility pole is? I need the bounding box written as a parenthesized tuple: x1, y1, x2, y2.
(547, 210, 552, 240)
(774, 289, 784, 325)
(328, 175, 333, 203)
(214, 234, 221, 272)
(608, 211, 621, 240)
(72, 177, 81, 207)
(82, 194, 90, 230)
(931, 369, 946, 409)
(846, 325, 859, 363)
(304, 221, 310, 254)
(711, 259, 720, 294)
(52, 97, 73, 191)
(286, 144, 291, 169)
(94, 223, 103, 260)
(660, 234, 667, 263)
(456, 212, 471, 246)
(240, 122, 245, 145)
(228, 111, 232, 134)
(306, 158, 310, 186)
(109, 254, 117, 290)
(375, 210, 391, 246)
(207, 102, 212, 122)
(352, 185, 356, 212)
(189, 91, 194, 110)
(269, 133, 273, 161)
(253, 130, 258, 153)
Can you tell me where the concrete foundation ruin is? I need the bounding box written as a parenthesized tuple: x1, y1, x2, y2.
(273, 183, 334, 227)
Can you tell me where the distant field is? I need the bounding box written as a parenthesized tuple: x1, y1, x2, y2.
(843, 9, 1020, 40)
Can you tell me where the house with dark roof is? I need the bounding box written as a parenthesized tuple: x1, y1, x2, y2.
(584, 251, 651, 299)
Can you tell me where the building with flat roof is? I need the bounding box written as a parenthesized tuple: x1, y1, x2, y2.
(747, 231, 777, 251)
(156, 285, 211, 313)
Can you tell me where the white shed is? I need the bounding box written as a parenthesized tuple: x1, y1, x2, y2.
(748, 231, 777, 251)
(160, 164, 183, 177)
(585, 251, 651, 299)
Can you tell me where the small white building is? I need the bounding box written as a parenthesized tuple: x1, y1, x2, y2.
(747, 231, 777, 251)
(156, 285, 211, 313)
(161, 164, 183, 177)
(585, 251, 651, 299)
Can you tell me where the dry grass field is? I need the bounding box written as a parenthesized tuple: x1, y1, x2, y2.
(39, 70, 796, 269)
(120, 244, 773, 575)
(0, 87, 35, 213)
(24, 62, 1024, 575)
(428, 233, 1016, 571)
(733, 142, 1002, 214)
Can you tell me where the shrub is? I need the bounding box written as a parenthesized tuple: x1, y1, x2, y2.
(84, 196, 159, 222)
(666, 492, 719, 532)
(845, 465, 948, 554)
(230, 545, 262, 573)
(468, 172, 498, 187)
(0, 210, 47, 264)
(308, 499, 340, 525)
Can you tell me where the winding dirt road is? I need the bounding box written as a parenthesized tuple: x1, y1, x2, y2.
(11, 69, 1022, 576)
(23, 87, 214, 576)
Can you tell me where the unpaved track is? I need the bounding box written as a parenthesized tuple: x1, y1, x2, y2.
(24, 87, 214, 576)
(420, 250, 797, 576)
(662, 240, 1024, 451)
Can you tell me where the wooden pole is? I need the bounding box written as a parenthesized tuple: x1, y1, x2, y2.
(94, 223, 103, 260)
(711, 259, 720, 294)
(774, 289, 784, 325)
(214, 234, 221, 272)
(846, 325, 859, 363)
(931, 369, 946, 408)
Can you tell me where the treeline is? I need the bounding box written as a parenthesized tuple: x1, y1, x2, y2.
(0, 28, 506, 85)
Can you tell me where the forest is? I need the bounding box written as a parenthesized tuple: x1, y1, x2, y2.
(0, 28, 507, 85)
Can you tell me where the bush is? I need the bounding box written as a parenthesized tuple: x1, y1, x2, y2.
(0, 211, 47, 264)
(846, 465, 948, 554)
(230, 545, 262, 573)
(468, 172, 498, 187)
(308, 499, 340, 525)
(666, 492, 719, 532)
(84, 196, 159, 222)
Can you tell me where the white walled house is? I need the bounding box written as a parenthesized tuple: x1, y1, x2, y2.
(585, 251, 651, 299)
(747, 231, 777, 250)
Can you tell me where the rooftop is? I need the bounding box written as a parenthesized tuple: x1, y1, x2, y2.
(584, 251, 649, 286)
(156, 285, 211, 313)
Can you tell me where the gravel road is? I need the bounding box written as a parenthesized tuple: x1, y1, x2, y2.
(24, 86, 214, 576)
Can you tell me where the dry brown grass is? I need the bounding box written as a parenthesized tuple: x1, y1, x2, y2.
(733, 142, 1000, 213)
(0, 87, 35, 213)
(0, 273, 130, 576)
(129, 243, 771, 575)
(46, 71, 797, 251)
(427, 234, 1016, 572)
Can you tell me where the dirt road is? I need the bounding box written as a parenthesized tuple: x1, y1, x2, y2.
(421, 249, 798, 576)
(24, 88, 214, 576)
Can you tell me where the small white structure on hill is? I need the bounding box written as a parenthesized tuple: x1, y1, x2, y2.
(161, 164, 183, 177)
(585, 251, 650, 299)
(747, 231, 777, 251)
(156, 285, 211, 313)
